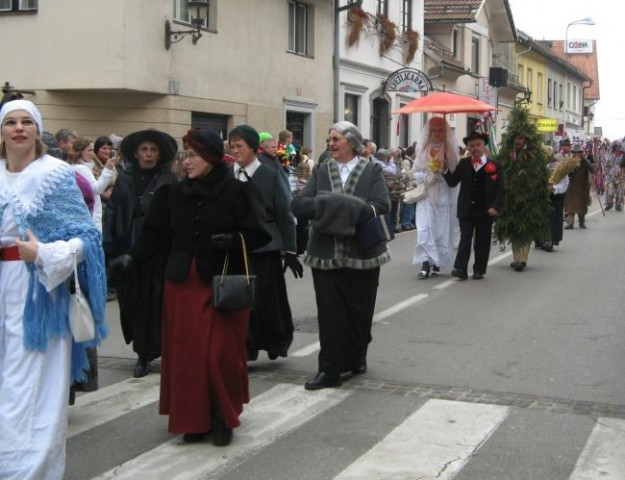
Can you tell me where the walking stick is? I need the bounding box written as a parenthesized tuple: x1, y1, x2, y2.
(591, 179, 606, 217)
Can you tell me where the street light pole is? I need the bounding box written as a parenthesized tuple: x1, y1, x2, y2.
(564, 17, 595, 138)
(565, 17, 595, 63)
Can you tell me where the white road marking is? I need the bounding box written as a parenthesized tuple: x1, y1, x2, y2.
(372, 293, 428, 322)
(68, 376, 160, 438)
(569, 417, 625, 480)
(92, 383, 351, 480)
(335, 398, 509, 480)
(290, 294, 429, 357)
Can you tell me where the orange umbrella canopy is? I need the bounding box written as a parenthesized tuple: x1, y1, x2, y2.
(393, 92, 497, 115)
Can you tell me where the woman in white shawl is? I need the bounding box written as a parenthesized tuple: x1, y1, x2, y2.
(411, 116, 459, 278)
(0, 100, 107, 479)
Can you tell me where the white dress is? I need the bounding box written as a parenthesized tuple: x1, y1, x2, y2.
(412, 147, 459, 269)
(0, 156, 87, 480)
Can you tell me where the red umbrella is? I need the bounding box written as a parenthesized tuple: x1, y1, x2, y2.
(393, 92, 496, 115)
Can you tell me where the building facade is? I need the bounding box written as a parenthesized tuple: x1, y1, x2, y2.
(1, 0, 600, 154)
(0, 0, 335, 157)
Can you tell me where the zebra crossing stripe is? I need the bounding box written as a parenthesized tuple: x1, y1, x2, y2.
(335, 398, 509, 480)
(68, 375, 160, 438)
(569, 417, 625, 480)
(91, 383, 351, 480)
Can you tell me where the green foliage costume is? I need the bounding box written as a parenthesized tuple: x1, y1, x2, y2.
(494, 104, 551, 270)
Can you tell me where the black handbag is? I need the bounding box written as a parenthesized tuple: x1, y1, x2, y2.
(212, 233, 257, 310)
(355, 205, 394, 253)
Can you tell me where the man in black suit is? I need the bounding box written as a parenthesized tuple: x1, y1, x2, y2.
(443, 132, 504, 280)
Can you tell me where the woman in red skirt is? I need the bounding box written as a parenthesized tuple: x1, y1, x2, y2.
(111, 128, 270, 446)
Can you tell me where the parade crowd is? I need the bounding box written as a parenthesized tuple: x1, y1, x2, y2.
(1, 97, 622, 479)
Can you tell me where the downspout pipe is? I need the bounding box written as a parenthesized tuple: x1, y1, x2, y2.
(334, 0, 363, 122)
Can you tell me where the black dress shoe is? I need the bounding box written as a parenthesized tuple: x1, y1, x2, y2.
(183, 432, 208, 443)
(351, 364, 368, 375)
(212, 421, 233, 446)
(304, 372, 342, 391)
(472, 273, 484, 280)
(514, 262, 526, 272)
(133, 357, 150, 378)
(451, 269, 468, 280)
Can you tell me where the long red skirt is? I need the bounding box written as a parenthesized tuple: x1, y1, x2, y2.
(159, 262, 250, 433)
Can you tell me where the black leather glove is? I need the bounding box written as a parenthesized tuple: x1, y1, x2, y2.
(210, 233, 234, 250)
(282, 252, 304, 278)
(108, 254, 134, 273)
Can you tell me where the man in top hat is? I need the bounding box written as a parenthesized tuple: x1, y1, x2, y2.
(442, 131, 504, 280)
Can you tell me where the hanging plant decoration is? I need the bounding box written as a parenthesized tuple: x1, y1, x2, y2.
(377, 14, 396, 56)
(403, 29, 420, 64)
(346, 6, 369, 48)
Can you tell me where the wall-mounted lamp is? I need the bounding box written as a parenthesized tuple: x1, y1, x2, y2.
(588, 112, 594, 121)
(516, 88, 532, 104)
(165, 0, 210, 50)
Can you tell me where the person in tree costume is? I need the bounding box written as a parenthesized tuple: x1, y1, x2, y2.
(494, 105, 551, 272)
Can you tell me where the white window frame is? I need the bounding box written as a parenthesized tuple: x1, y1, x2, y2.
(471, 37, 480, 75)
(288, 0, 310, 56)
(20, 0, 37, 10)
(0, 0, 38, 11)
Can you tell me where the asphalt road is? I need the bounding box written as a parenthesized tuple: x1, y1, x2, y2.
(66, 204, 625, 480)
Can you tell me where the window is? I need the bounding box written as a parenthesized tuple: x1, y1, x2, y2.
(471, 37, 480, 74)
(537, 72, 543, 104)
(527, 68, 533, 99)
(376, 0, 388, 17)
(567, 82, 571, 109)
(553, 81, 558, 109)
(191, 112, 228, 139)
(288, 0, 311, 56)
(559, 84, 564, 109)
(344, 94, 359, 126)
(517, 65, 524, 86)
(174, 0, 214, 30)
(547, 78, 552, 107)
(452, 29, 460, 59)
(0, 0, 37, 12)
(401, 0, 412, 31)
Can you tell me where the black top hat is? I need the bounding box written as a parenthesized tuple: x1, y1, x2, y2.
(120, 129, 178, 167)
(559, 137, 571, 147)
(462, 131, 489, 146)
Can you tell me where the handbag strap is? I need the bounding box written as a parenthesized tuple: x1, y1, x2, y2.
(71, 249, 84, 298)
(219, 233, 252, 285)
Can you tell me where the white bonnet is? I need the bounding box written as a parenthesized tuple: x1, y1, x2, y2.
(0, 99, 43, 134)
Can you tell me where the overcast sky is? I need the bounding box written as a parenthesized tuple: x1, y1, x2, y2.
(508, 0, 621, 139)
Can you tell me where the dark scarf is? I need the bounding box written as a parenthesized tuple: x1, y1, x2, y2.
(131, 167, 159, 196)
(181, 162, 233, 199)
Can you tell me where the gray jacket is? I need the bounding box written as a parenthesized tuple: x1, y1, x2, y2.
(292, 158, 391, 270)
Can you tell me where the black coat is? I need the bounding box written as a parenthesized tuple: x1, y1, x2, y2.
(102, 164, 178, 357)
(103, 166, 178, 256)
(443, 157, 504, 218)
(131, 162, 271, 284)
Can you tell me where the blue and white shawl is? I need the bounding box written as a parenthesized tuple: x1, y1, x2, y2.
(0, 155, 108, 382)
